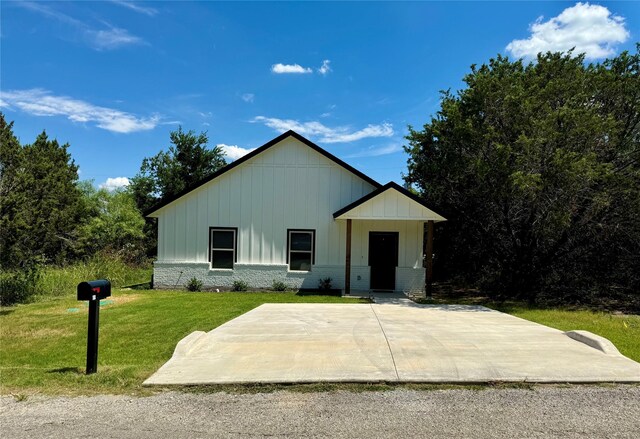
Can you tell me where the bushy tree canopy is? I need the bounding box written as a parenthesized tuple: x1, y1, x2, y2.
(129, 127, 227, 213)
(404, 47, 640, 306)
(76, 182, 146, 263)
(0, 114, 84, 268)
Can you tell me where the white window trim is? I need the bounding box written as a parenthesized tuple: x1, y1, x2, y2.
(210, 228, 236, 270)
(288, 229, 315, 272)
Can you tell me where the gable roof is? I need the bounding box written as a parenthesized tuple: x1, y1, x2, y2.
(145, 130, 382, 217)
(333, 181, 447, 222)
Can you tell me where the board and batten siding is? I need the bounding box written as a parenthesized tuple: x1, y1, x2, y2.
(155, 136, 377, 266)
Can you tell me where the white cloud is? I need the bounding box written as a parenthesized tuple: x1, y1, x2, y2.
(345, 144, 404, 158)
(271, 63, 313, 74)
(100, 177, 130, 191)
(18, 1, 145, 50)
(241, 93, 255, 103)
(506, 2, 630, 60)
(1, 89, 159, 133)
(90, 27, 145, 50)
(318, 59, 332, 75)
(218, 144, 256, 161)
(110, 1, 158, 17)
(252, 116, 394, 143)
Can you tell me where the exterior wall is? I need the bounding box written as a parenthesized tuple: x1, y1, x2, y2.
(152, 136, 426, 293)
(154, 137, 377, 265)
(154, 216, 426, 293)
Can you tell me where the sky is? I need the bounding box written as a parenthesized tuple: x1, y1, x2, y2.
(1, 1, 637, 190)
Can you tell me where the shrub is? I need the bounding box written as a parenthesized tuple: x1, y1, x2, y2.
(232, 280, 249, 292)
(0, 265, 41, 306)
(0, 267, 40, 306)
(271, 280, 288, 291)
(185, 277, 203, 292)
(318, 277, 333, 290)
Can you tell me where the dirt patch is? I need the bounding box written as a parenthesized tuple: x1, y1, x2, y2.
(107, 294, 142, 306)
(2, 327, 74, 338)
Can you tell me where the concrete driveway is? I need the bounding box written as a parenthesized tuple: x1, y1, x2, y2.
(144, 303, 640, 385)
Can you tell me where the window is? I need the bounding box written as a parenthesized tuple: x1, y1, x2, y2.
(209, 228, 237, 269)
(287, 229, 315, 271)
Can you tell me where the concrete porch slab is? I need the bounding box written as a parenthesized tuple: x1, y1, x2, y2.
(144, 303, 640, 385)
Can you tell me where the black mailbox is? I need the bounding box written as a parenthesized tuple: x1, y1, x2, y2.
(77, 279, 111, 374)
(77, 279, 111, 301)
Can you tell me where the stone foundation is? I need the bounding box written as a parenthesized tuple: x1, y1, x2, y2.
(153, 261, 425, 293)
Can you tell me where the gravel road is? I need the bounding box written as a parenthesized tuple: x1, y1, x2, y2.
(2, 386, 639, 438)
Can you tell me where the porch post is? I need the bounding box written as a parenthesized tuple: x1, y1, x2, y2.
(425, 220, 434, 297)
(345, 219, 352, 295)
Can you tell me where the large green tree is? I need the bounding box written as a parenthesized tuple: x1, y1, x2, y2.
(130, 127, 227, 212)
(404, 47, 640, 305)
(0, 114, 85, 268)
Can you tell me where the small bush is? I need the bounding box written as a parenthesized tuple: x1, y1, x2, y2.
(185, 277, 203, 292)
(0, 265, 41, 306)
(232, 280, 249, 292)
(0, 266, 40, 306)
(318, 277, 333, 290)
(271, 280, 288, 291)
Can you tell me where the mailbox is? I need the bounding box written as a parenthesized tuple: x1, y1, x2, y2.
(77, 279, 111, 374)
(77, 279, 111, 301)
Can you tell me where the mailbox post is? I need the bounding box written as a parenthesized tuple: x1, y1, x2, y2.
(77, 280, 111, 374)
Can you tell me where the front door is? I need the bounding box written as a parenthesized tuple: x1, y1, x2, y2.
(369, 232, 399, 290)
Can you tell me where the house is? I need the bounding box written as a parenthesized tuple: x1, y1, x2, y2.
(146, 131, 446, 294)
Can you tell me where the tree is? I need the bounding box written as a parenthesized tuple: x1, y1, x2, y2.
(0, 114, 27, 268)
(404, 47, 640, 306)
(76, 182, 146, 263)
(129, 127, 227, 212)
(0, 115, 85, 268)
(129, 127, 227, 256)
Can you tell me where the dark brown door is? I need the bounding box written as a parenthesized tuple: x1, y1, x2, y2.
(369, 232, 399, 290)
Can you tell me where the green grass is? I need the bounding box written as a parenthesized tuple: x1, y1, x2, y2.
(0, 290, 366, 396)
(37, 256, 153, 299)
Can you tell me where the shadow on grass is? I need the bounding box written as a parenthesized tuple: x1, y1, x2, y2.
(417, 294, 554, 314)
(122, 282, 152, 290)
(296, 289, 342, 297)
(47, 367, 84, 375)
(0, 309, 15, 316)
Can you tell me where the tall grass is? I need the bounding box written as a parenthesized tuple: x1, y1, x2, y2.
(1, 254, 152, 305)
(37, 254, 152, 299)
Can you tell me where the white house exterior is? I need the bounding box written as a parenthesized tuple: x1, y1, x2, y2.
(146, 131, 446, 294)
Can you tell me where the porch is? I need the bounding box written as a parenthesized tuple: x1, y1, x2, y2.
(332, 182, 446, 295)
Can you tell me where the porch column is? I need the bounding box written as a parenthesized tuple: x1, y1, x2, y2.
(425, 220, 434, 297)
(345, 219, 352, 295)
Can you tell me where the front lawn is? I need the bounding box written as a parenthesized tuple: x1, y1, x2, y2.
(2, 290, 638, 397)
(0, 290, 366, 396)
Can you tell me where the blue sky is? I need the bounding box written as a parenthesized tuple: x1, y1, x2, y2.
(1, 1, 637, 189)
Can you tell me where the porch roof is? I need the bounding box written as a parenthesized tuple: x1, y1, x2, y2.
(333, 182, 447, 222)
